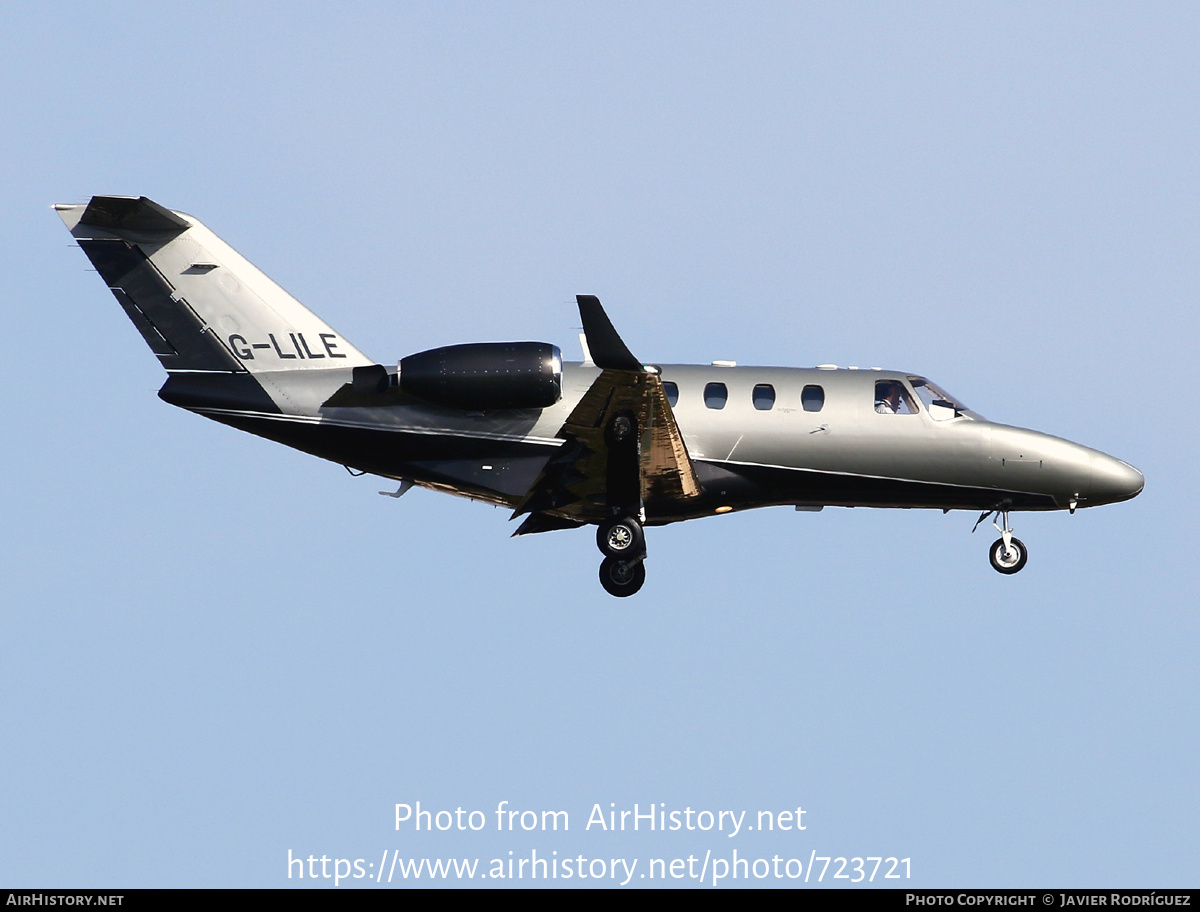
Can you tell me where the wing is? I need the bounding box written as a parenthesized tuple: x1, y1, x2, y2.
(512, 296, 700, 532)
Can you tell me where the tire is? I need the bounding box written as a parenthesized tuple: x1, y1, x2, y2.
(605, 412, 636, 446)
(599, 557, 646, 597)
(597, 516, 645, 558)
(989, 537, 1028, 574)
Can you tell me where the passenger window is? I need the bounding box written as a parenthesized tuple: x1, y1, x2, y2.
(704, 382, 728, 409)
(752, 384, 775, 410)
(662, 380, 679, 408)
(801, 385, 824, 412)
(874, 380, 917, 415)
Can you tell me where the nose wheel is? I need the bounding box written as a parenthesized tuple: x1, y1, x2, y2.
(989, 536, 1028, 574)
(974, 507, 1029, 575)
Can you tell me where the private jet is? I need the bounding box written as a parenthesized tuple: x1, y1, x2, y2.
(56, 196, 1144, 596)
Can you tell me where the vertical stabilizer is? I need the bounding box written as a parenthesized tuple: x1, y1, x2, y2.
(57, 196, 373, 374)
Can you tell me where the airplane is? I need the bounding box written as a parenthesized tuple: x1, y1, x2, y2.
(56, 195, 1145, 597)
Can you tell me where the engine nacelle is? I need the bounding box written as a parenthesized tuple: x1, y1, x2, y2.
(399, 341, 563, 410)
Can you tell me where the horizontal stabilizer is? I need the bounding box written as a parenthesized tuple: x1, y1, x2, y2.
(79, 196, 189, 236)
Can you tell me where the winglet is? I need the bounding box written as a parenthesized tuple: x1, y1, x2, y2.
(576, 295, 642, 371)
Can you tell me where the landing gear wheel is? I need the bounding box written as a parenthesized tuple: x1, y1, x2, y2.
(599, 556, 646, 597)
(597, 516, 645, 558)
(989, 537, 1028, 574)
(605, 410, 637, 446)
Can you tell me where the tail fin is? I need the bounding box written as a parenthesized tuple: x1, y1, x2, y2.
(56, 196, 372, 373)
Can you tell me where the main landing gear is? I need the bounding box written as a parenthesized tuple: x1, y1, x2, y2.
(599, 554, 646, 597)
(974, 508, 1028, 575)
(594, 407, 648, 597)
(596, 515, 646, 597)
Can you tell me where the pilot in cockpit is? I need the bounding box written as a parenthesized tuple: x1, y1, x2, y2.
(875, 381, 902, 414)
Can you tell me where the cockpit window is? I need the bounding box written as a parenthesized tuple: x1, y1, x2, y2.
(909, 377, 968, 421)
(874, 380, 917, 415)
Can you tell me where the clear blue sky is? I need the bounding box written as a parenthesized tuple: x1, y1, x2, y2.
(2, 1, 1196, 888)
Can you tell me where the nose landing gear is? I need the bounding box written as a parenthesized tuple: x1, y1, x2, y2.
(974, 507, 1029, 575)
(989, 534, 1028, 574)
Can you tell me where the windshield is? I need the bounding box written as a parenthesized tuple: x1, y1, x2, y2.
(908, 377, 971, 420)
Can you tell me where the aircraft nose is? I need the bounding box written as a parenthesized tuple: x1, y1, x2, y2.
(1090, 453, 1144, 504)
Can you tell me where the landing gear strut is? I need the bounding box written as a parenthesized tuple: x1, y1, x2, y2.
(595, 408, 648, 597)
(974, 508, 1028, 575)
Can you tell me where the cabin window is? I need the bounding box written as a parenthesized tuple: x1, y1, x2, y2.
(801, 385, 825, 412)
(662, 380, 679, 408)
(704, 382, 728, 409)
(874, 379, 917, 415)
(752, 384, 775, 410)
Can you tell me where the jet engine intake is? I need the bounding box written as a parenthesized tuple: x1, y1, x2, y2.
(399, 341, 563, 410)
